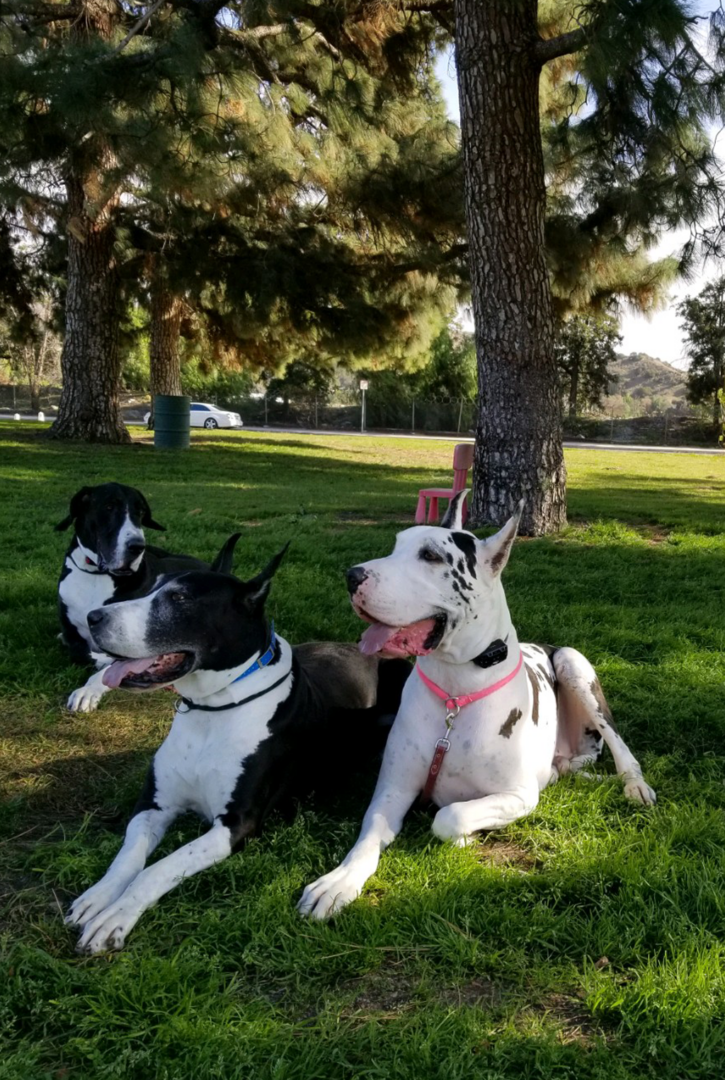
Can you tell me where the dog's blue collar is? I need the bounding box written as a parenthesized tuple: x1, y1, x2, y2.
(177, 623, 285, 713)
(230, 622, 277, 684)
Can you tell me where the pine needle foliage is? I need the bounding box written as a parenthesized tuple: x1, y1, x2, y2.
(677, 275, 725, 428)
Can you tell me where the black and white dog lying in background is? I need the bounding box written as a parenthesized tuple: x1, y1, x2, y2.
(65, 548, 410, 953)
(298, 491, 656, 920)
(57, 483, 240, 712)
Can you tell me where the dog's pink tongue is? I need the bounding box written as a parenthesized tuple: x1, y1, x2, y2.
(359, 622, 399, 655)
(102, 656, 156, 688)
(359, 617, 439, 658)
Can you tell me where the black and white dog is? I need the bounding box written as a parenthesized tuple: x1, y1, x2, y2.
(65, 549, 410, 953)
(57, 482, 240, 712)
(298, 491, 656, 919)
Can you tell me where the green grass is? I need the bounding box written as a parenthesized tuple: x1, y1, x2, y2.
(1, 424, 725, 1080)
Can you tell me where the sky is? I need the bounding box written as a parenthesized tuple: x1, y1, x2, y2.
(434, 2, 722, 369)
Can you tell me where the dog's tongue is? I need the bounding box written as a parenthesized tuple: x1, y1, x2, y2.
(359, 622, 399, 655)
(102, 656, 156, 688)
(359, 618, 438, 658)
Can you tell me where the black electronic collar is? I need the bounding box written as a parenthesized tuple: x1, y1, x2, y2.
(471, 637, 509, 669)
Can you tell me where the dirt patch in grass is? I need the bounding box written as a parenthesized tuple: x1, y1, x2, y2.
(531, 992, 608, 1045)
(342, 963, 504, 1019)
(0, 868, 67, 933)
(639, 524, 672, 545)
(336, 512, 408, 524)
(473, 838, 539, 870)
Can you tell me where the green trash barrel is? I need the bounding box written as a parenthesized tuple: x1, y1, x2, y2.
(154, 394, 190, 450)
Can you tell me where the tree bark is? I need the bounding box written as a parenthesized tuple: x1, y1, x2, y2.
(148, 272, 183, 428)
(455, 0, 567, 535)
(49, 170, 129, 442)
(568, 358, 579, 419)
(715, 357, 723, 431)
(48, 0, 129, 443)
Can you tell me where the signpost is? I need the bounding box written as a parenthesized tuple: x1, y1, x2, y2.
(360, 379, 368, 433)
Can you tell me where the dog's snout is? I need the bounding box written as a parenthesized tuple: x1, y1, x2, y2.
(346, 566, 369, 595)
(87, 607, 106, 629)
(125, 540, 145, 560)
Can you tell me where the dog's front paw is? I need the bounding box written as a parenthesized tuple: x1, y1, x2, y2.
(297, 865, 366, 920)
(75, 895, 143, 954)
(66, 878, 127, 930)
(431, 804, 470, 845)
(623, 775, 657, 807)
(67, 680, 107, 713)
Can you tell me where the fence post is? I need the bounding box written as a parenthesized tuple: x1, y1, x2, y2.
(610, 410, 615, 441)
(263, 395, 268, 427)
(314, 396, 318, 429)
(457, 398, 464, 432)
(412, 399, 415, 433)
(664, 410, 669, 445)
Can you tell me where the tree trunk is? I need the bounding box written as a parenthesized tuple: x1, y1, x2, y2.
(714, 356, 723, 432)
(568, 358, 579, 419)
(455, 0, 566, 535)
(148, 274, 183, 429)
(49, 169, 129, 442)
(48, 0, 129, 444)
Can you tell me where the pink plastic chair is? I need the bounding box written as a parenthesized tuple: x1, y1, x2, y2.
(415, 442, 474, 525)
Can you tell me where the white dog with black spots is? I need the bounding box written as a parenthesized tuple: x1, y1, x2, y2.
(298, 492, 655, 920)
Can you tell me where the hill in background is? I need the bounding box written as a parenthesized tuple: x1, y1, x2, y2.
(606, 351, 688, 412)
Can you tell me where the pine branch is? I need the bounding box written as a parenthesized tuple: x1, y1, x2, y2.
(0, 1, 81, 22)
(392, 1, 453, 12)
(105, 0, 166, 59)
(534, 27, 588, 65)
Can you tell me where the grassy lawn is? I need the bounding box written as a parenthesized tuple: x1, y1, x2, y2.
(1, 424, 725, 1080)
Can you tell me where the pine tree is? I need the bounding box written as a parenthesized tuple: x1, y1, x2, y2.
(251, 2, 721, 533)
(554, 313, 621, 418)
(677, 277, 725, 430)
(451, 0, 725, 533)
(0, 2, 463, 440)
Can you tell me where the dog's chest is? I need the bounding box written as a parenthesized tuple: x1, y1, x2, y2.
(59, 563, 116, 643)
(153, 705, 274, 821)
(409, 652, 560, 805)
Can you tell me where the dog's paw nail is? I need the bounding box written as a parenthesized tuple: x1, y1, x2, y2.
(624, 779, 656, 806)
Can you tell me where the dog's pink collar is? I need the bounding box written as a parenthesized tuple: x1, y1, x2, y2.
(416, 650, 523, 713)
(417, 650, 523, 803)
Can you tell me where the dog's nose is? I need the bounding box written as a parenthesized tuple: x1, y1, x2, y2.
(125, 540, 145, 561)
(87, 608, 105, 629)
(346, 566, 368, 595)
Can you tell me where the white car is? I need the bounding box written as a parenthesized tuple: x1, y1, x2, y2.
(144, 402, 244, 430)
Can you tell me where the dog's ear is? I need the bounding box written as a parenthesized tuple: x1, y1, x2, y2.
(480, 499, 524, 576)
(211, 532, 242, 574)
(440, 490, 468, 531)
(243, 542, 290, 609)
(139, 493, 165, 532)
(55, 486, 93, 531)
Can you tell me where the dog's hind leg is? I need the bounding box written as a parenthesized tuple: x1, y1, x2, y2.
(66, 804, 176, 932)
(553, 648, 656, 806)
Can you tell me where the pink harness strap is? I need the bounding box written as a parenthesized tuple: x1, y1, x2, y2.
(417, 651, 523, 802)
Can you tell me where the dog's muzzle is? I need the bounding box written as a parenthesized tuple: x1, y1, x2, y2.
(103, 540, 145, 576)
(346, 566, 369, 595)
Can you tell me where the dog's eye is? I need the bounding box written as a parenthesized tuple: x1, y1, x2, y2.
(168, 591, 186, 604)
(419, 548, 443, 564)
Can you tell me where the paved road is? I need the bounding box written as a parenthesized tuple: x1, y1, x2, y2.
(2, 414, 723, 455)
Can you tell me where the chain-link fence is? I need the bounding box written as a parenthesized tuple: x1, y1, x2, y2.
(1, 381, 720, 445)
(216, 392, 478, 435)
